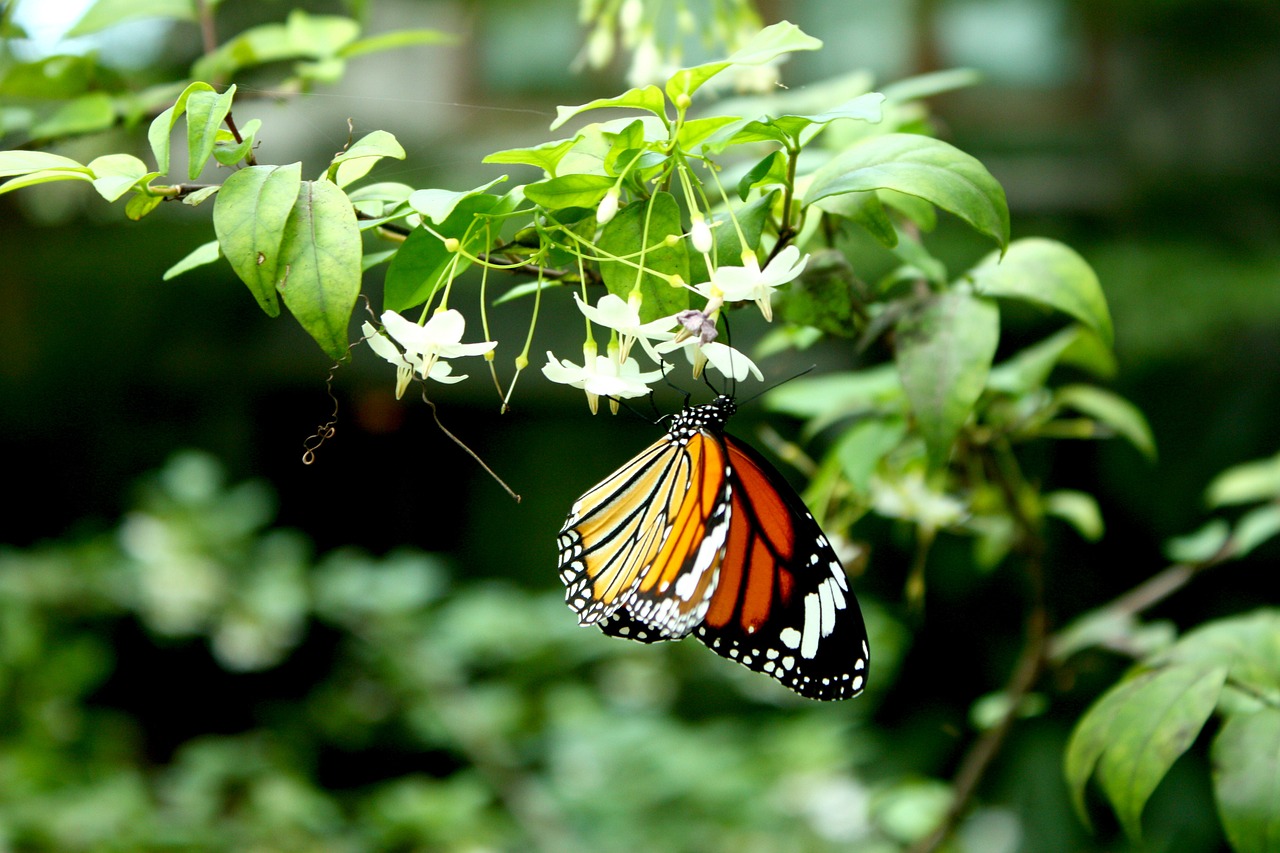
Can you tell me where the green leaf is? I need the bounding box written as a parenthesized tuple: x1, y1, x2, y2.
(182, 185, 219, 206)
(0, 55, 98, 99)
(987, 326, 1094, 396)
(1044, 489, 1104, 541)
(193, 11, 360, 81)
(87, 153, 152, 202)
(1164, 519, 1231, 564)
(185, 84, 235, 180)
(523, 174, 616, 210)
(805, 133, 1010, 250)
(0, 169, 94, 196)
(163, 240, 221, 280)
(329, 130, 406, 187)
(675, 115, 743, 152)
(813, 190, 897, 247)
(756, 92, 886, 142)
(483, 137, 580, 176)
(408, 177, 507, 224)
(665, 22, 822, 104)
(1213, 708, 1280, 853)
(1065, 664, 1227, 839)
(30, 92, 116, 138)
(276, 180, 363, 360)
(737, 150, 787, 201)
(596, 192, 689, 323)
(1234, 504, 1280, 559)
(895, 291, 1000, 466)
(213, 117, 259, 166)
(765, 364, 904, 431)
(212, 162, 303, 317)
(125, 192, 163, 220)
(969, 237, 1113, 346)
(0, 150, 88, 178)
(833, 417, 908, 496)
(775, 248, 863, 337)
(148, 81, 214, 175)
(1055, 385, 1156, 459)
(1161, 611, 1280, 705)
(68, 0, 197, 36)
(383, 193, 506, 312)
(551, 86, 668, 131)
(337, 28, 456, 59)
(1207, 451, 1280, 508)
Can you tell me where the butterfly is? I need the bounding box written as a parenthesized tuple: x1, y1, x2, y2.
(557, 394, 869, 700)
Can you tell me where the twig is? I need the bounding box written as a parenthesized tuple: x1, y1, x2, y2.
(908, 441, 1049, 853)
(422, 392, 521, 503)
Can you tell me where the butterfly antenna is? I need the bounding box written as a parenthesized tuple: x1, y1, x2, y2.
(735, 363, 817, 408)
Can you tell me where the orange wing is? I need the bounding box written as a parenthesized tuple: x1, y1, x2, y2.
(694, 436, 869, 701)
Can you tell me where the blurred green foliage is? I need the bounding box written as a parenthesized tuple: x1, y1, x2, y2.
(0, 452, 924, 852)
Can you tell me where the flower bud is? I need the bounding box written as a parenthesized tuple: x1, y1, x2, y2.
(690, 213, 712, 254)
(596, 188, 620, 224)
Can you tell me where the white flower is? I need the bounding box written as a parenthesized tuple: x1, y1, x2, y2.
(542, 346, 666, 414)
(364, 309, 495, 398)
(698, 245, 809, 322)
(655, 336, 763, 383)
(573, 292, 674, 362)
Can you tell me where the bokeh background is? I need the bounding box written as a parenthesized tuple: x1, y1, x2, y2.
(2, 0, 1278, 850)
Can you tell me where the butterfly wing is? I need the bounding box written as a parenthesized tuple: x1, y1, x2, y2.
(694, 434, 869, 700)
(558, 429, 732, 639)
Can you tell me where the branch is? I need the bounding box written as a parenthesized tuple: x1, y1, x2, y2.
(909, 441, 1049, 853)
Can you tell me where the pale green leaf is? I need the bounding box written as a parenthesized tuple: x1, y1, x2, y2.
(0, 169, 94, 196)
(1207, 451, 1280, 508)
(523, 174, 615, 210)
(895, 291, 1000, 466)
(125, 192, 163, 220)
(30, 92, 116, 138)
(163, 240, 221, 280)
(1213, 708, 1280, 853)
(212, 162, 303, 317)
(1233, 504, 1280, 559)
(552, 86, 668, 131)
(1160, 611, 1280, 702)
(148, 81, 214, 175)
(329, 130, 406, 187)
(483, 137, 581, 177)
(0, 150, 88, 177)
(87, 153, 150, 202)
(1164, 519, 1231, 564)
(1045, 489, 1104, 541)
(969, 237, 1113, 345)
(337, 28, 456, 59)
(1066, 664, 1227, 840)
(67, 0, 197, 36)
(1056, 384, 1156, 459)
(277, 180, 363, 360)
(185, 84, 235, 180)
(408, 177, 508, 224)
(665, 22, 822, 103)
(833, 417, 908, 496)
(805, 133, 1009, 250)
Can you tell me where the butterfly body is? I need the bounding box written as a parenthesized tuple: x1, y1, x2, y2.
(557, 395, 869, 700)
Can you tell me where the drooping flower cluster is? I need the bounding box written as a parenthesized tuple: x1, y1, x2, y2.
(540, 235, 809, 411)
(363, 308, 496, 399)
